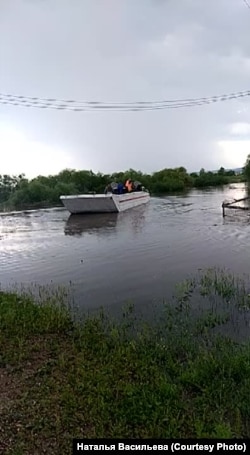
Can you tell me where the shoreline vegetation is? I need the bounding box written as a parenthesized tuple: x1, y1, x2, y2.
(1, 269, 250, 453)
(0, 166, 245, 212)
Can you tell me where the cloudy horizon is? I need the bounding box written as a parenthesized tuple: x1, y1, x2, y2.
(1, 0, 250, 178)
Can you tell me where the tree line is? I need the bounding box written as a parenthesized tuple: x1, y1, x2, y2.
(0, 166, 245, 211)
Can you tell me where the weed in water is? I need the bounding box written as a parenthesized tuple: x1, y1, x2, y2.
(0, 269, 250, 454)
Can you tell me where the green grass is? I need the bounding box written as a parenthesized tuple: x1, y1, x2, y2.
(0, 269, 250, 454)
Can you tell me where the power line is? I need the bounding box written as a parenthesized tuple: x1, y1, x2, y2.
(1, 90, 248, 105)
(0, 90, 249, 112)
(243, 0, 250, 10)
(1, 90, 250, 106)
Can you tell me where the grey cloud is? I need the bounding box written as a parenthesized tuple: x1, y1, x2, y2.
(1, 0, 250, 177)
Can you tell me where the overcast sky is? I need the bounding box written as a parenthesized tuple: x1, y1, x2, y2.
(1, 0, 250, 178)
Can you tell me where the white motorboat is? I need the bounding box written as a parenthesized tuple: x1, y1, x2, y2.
(60, 190, 150, 214)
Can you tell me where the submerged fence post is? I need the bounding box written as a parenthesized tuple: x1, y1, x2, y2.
(222, 202, 225, 217)
(222, 196, 250, 217)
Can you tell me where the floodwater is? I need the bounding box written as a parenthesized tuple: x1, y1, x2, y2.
(1, 183, 250, 314)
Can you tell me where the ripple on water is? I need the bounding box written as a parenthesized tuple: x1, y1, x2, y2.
(1, 185, 250, 309)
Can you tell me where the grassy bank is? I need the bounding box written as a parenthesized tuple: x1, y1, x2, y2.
(1, 269, 250, 454)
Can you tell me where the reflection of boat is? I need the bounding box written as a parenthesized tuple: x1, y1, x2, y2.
(64, 213, 119, 236)
(60, 190, 150, 214)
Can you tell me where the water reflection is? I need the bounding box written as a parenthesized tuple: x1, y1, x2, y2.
(3, 183, 250, 317)
(64, 204, 149, 237)
(64, 213, 119, 236)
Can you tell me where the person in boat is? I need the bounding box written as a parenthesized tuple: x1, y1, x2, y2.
(105, 182, 119, 194)
(133, 180, 142, 191)
(129, 180, 135, 192)
(117, 182, 124, 194)
(104, 183, 111, 194)
(111, 182, 119, 194)
(125, 179, 133, 192)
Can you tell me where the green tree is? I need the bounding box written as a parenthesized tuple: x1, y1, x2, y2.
(0, 163, 245, 211)
(218, 167, 225, 176)
(243, 154, 250, 183)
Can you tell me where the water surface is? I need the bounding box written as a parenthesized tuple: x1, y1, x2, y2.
(1, 183, 250, 312)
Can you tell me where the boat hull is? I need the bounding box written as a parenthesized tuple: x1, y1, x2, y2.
(60, 191, 150, 214)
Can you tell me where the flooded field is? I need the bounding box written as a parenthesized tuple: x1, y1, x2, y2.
(1, 183, 250, 314)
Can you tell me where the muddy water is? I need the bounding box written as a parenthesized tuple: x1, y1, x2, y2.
(1, 183, 250, 316)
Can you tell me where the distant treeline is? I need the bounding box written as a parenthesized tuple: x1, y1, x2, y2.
(0, 166, 245, 211)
